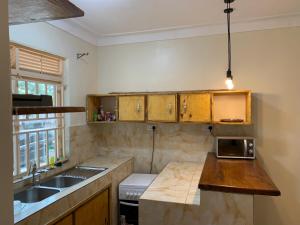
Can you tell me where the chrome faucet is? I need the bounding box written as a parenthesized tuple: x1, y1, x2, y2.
(28, 162, 39, 185)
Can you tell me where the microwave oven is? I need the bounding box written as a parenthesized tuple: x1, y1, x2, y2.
(216, 136, 255, 159)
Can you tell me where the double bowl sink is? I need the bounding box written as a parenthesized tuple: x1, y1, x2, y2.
(14, 166, 107, 204)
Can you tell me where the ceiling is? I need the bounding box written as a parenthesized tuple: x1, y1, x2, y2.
(49, 0, 300, 45)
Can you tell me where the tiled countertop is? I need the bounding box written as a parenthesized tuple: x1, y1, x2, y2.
(14, 155, 133, 225)
(140, 161, 203, 205)
(139, 157, 254, 225)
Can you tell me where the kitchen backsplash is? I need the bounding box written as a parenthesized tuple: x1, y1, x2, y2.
(69, 123, 253, 173)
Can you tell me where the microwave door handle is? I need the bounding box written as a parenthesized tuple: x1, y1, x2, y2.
(244, 140, 247, 156)
(120, 201, 139, 207)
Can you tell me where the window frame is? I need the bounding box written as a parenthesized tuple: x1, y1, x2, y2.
(10, 43, 66, 179)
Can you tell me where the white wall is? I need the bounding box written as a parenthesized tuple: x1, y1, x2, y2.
(9, 22, 99, 127)
(8, 21, 300, 225)
(97, 27, 300, 225)
(0, 0, 13, 224)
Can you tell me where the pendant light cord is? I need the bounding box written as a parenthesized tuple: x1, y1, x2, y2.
(226, 2, 232, 73)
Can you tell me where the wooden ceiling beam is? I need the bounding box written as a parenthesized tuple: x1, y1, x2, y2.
(9, 0, 84, 25)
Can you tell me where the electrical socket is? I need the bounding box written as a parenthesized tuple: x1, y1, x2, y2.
(147, 125, 156, 131)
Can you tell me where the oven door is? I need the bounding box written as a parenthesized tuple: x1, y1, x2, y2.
(119, 200, 139, 225)
(217, 138, 248, 158)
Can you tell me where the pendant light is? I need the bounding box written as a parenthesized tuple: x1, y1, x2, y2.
(224, 0, 235, 90)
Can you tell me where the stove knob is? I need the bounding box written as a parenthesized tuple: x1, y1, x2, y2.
(248, 149, 254, 155)
(126, 192, 130, 197)
(249, 143, 253, 147)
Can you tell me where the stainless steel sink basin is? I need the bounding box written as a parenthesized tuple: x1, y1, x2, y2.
(60, 166, 108, 179)
(14, 166, 107, 204)
(40, 176, 84, 188)
(14, 187, 60, 203)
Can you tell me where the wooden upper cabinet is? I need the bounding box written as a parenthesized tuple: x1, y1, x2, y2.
(147, 94, 177, 122)
(119, 96, 145, 121)
(179, 93, 211, 123)
(75, 189, 109, 225)
(55, 214, 73, 225)
(86, 90, 252, 125)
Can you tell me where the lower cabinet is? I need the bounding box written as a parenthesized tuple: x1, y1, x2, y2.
(55, 214, 73, 225)
(75, 189, 109, 225)
(54, 189, 109, 225)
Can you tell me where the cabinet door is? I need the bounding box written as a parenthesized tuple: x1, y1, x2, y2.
(179, 93, 211, 123)
(75, 189, 109, 225)
(119, 96, 145, 121)
(55, 214, 73, 225)
(147, 94, 177, 122)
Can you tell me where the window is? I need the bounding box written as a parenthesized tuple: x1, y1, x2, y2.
(10, 43, 65, 177)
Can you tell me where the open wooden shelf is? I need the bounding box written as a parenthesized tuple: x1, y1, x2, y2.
(212, 90, 251, 125)
(13, 106, 85, 115)
(86, 95, 118, 123)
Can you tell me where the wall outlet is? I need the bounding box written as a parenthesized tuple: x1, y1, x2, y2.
(147, 125, 156, 131)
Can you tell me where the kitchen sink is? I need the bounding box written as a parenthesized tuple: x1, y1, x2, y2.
(60, 166, 108, 179)
(14, 187, 60, 203)
(14, 166, 108, 204)
(40, 176, 85, 188)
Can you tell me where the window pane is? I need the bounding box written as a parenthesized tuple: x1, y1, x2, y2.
(47, 85, 55, 100)
(17, 80, 26, 94)
(37, 83, 46, 95)
(19, 119, 57, 131)
(18, 115, 26, 120)
(27, 81, 36, 94)
(13, 135, 17, 176)
(17, 80, 27, 120)
(29, 133, 37, 164)
(37, 83, 47, 118)
(27, 82, 37, 119)
(48, 130, 56, 162)
(47, 84, 56, 118)
(39, 132, 47, 167)
(19, 134, 27, 173)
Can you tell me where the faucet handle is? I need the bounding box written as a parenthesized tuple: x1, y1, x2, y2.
(31, 161, 37, 171)
(28, 161, 37, 175)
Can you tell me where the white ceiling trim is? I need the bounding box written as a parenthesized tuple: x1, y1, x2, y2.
(49, 14, 300, 47)
(48, 20, 98, 45)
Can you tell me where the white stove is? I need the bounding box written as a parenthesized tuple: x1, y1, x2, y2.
(119, 173, 157, 201)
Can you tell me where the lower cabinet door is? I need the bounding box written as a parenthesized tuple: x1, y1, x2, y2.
(74, 189, 109, 225)
(55, 214, 73, 225)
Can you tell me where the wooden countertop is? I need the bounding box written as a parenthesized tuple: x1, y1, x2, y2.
(198, 152, 281, 196)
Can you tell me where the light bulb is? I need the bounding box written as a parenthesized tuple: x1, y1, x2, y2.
(225, 77, 234, 90)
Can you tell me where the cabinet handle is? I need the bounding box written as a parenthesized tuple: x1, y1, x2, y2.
(183, 99, 187, 114)
(167, 103, 172, 114)
(136, 103, 141, 112)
